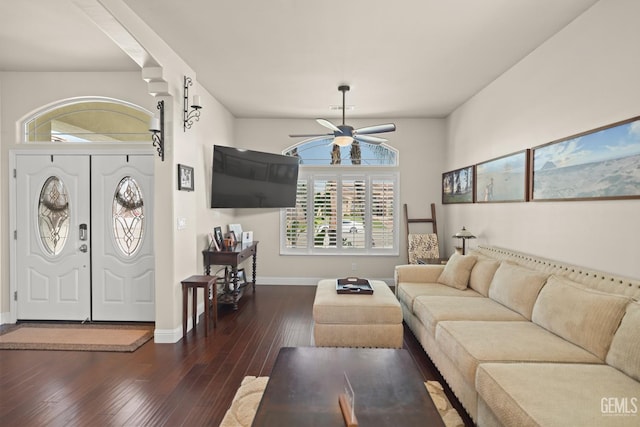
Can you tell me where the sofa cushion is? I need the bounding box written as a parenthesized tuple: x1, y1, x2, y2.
(477, 363, 640, 427)
(488, 262, 549, 320)
(435, 321, 602, 387)
(437, 253, 477, 290)
(397, 282, 481, 313)
(606, 301, 640, 381)
(469, 257, 500, 296)
(413, 296, 525, 337)
(532, 275, 631, 360)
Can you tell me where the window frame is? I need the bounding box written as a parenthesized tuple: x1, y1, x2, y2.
(280, 166, 400, 256)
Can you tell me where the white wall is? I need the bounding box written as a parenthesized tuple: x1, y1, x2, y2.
(445, 0, 640, 279)
(233, 118, 446, 282)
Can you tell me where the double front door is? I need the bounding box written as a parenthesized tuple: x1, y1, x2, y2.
(15, 154, 155, 322)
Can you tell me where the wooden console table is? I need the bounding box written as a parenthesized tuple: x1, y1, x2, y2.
(202, 241, 258, 310)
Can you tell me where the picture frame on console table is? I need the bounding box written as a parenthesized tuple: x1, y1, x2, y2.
(213, 226, 225, 250)
(476, 150, 529, 203)
(531, 115, 640, 201)
(442, 165, 474, 204)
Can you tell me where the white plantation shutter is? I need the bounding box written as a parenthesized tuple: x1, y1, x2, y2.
(284, 179, 308, 249)
(281, 171, 399, 255)
(371, 177, 396, 250)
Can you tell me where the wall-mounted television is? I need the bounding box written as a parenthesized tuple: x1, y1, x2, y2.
(211, 145, 300, 208)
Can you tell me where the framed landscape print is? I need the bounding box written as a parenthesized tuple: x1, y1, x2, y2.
(442, 165, 474, 204)
(476, 150, 529, 203)
(531, 116, 640, 201)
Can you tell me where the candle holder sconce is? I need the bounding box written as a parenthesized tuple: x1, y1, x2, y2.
(183, 75, 203, 131)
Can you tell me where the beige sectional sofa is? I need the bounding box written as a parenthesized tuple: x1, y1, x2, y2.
(395, 246, 640, 427)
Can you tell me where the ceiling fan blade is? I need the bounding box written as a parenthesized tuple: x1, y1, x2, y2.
(354, 134, 387, 145)
(355, 123, 396, 135)
(289, 133, 333, 138)
(316, 118, 341, 133)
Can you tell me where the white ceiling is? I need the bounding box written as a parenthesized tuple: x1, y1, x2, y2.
(1, 0, 599, 119)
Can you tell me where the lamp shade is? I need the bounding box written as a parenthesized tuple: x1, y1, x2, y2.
(333, 135, 354, 147)
(453, 226, 475, 239)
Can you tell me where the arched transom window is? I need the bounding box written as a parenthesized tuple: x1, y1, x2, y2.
(281, 138, 400, 256)
(24, 97, 151, 143)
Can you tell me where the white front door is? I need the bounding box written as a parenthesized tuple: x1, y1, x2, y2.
(15, 154, 155, 322)
(16, 155, 91, 321)
(91, 155, 155, 321)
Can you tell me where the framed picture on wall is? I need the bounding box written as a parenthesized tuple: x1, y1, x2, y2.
(531, 115, 640, 201)
(476, 150, 529, 203)
(178, 164, 194, 191)
(442, 165, 474, 204)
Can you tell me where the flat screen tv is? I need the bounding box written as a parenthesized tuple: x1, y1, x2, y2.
(211, 145, 300, 208)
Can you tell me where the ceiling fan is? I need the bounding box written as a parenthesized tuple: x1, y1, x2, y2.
(289, 85, 396, 146)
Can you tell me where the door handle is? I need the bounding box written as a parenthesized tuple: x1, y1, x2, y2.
(79, 244, 88, 253)
(79, 224, 88, 241)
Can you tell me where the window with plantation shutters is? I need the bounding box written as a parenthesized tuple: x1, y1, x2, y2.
(281, 139, 399, 256)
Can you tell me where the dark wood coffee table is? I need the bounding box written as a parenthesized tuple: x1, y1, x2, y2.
(252, 347, 445, 426)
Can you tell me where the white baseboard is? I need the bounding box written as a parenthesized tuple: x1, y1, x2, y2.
(0, 311, 13, 326)
(153, 301, 208, 343)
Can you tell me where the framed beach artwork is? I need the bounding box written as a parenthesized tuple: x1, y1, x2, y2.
(476, 150, 529, 203)
(442, 165, 474, 204)
(531, 116, 640, 201)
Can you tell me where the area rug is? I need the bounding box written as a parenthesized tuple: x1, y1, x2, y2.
(220, 376, 464, 427)
(0, 323, 154, 352)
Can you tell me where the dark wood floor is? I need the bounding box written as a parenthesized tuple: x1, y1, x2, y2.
(0, 285, 473, 426)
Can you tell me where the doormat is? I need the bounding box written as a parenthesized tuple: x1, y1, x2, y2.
(0, 323, 154, 352)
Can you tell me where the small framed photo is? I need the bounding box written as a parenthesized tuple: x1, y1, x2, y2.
(213, 226, 224, 250)
(208, 232, 219, 251)
(242, 231, 253, 244)
(178, 164, 194, 191)
(228, 224, 243, 239)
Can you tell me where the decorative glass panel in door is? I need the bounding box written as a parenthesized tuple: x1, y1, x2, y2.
(38, 176, 70, 256)
(112, 176, 145, 257)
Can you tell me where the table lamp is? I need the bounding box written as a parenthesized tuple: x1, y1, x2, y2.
(452, 226, 476, 255)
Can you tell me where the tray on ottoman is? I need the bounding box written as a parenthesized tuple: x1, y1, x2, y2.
(336, 277, 374, 294)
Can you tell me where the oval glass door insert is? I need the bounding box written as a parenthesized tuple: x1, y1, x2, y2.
(38, 176, 70, 255)
(112, 176, 145, 256)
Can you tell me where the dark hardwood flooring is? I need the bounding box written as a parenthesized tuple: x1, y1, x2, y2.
(0, 285, 473, 426)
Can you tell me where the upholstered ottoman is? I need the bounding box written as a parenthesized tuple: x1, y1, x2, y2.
(313, 279, 403, 348)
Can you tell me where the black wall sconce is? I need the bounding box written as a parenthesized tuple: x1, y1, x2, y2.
(149, 100, 165, 161)
(183, 76, 203, 131)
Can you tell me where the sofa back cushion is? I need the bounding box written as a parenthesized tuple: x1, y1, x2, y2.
(469, 257, 501, 297)
(437, 253, 477, 290)
(532, 275, 631, 361)
(488, 262, 548, 320)
(606, 302, 640, 381)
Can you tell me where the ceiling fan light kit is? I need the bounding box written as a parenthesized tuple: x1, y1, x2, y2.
(289, 85, 396, 146)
